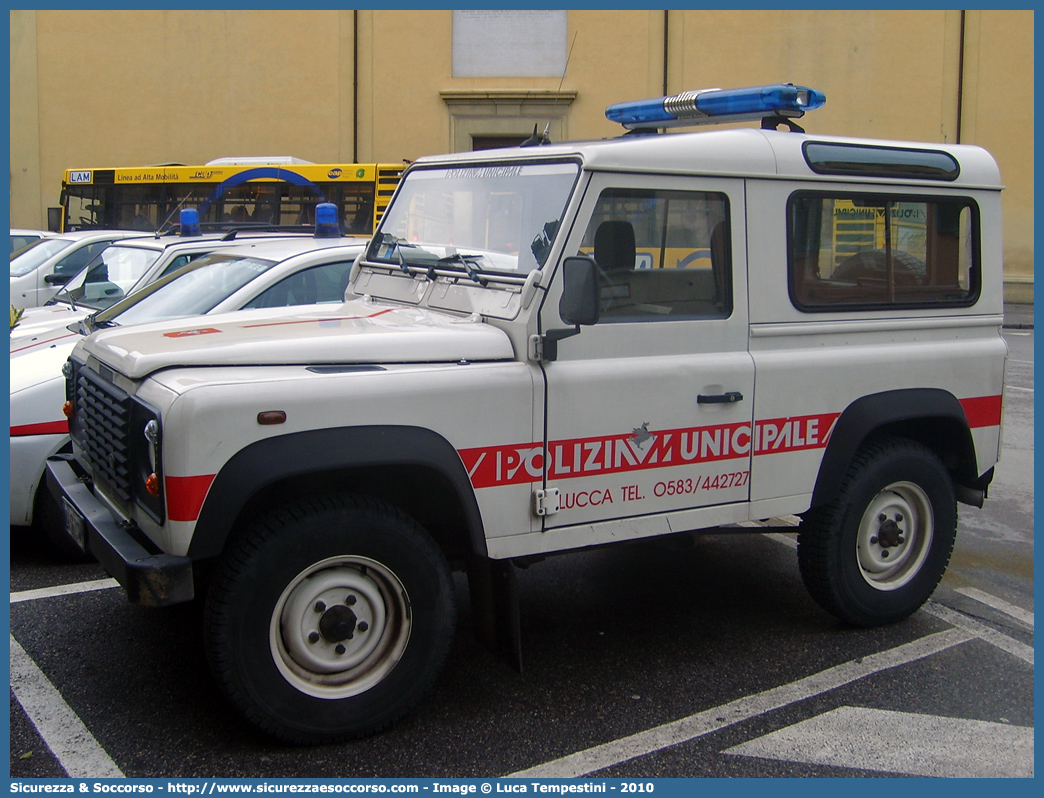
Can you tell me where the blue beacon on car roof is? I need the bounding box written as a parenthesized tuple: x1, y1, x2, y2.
(605, 83, 826, 129)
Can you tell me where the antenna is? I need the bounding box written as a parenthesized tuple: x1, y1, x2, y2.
(521, 30, 577, 147)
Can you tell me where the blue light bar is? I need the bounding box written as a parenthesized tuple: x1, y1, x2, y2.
(314, 202, 340, 238)
(605, 83, 826, 129)
(179, 208, 201, 236)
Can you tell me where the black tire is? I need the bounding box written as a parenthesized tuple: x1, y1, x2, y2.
(203, 494, 457, 744)
(798, 436, 957, 627)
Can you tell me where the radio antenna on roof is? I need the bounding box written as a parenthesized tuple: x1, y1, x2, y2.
(521, 30, 578, 147)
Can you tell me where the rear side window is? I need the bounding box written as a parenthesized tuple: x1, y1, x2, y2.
(788, 192, 979, 310)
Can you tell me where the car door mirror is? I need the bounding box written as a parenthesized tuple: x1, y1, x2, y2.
(559, 256, 600, 327)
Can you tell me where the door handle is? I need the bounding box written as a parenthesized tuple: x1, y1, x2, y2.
(697, 391, 744, 404)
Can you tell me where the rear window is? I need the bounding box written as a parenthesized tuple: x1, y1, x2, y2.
(788, 191, 979, 310)
(803, 142, 960, 181)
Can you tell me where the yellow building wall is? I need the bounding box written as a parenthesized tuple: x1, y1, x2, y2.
(960, 11, 1034, 302)
(8, 9, 1033, 299)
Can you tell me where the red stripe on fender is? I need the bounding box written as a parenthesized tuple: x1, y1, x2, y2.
(960, 395, 1003, 428)
(10, 420, 69, 437)
(165, 474, 216, 522)
(10, 332, 78, 353)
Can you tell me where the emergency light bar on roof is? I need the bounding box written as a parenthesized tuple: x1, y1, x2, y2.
(605, 83, 826, 130)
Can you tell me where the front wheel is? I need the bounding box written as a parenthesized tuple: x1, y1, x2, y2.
(798, 437, 957, 626)
(204, 494, 456, 744)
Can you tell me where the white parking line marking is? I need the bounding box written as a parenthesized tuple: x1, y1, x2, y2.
(507, 628, 972, 777)
(955, 587, 1034, 627)
(10, 578, 120, 604)
(1005, 385, 1033, 393)
(724, 706, 1033, 777)
(10, 635, 124, 778)
(923, 601, 1034, 666)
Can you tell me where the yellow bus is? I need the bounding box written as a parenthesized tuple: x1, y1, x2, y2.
(55, 157, 405, 235)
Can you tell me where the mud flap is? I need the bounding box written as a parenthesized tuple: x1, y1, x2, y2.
(467, 555, 522, 673)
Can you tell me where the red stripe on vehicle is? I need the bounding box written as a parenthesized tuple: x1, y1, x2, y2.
(458, 412, 841, 490)
(960, 395, 1003, 428)
(10, 420, 69, 437)
(241, 308, 396, 329)
(165, 474, 216, 522)
(10, 332, 78, 353)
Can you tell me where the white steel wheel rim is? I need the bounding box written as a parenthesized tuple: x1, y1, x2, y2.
(855, 481, 934, 591)
(270, 555, 411, 700)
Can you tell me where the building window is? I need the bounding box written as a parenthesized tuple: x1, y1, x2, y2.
(440, 90, 577, 153)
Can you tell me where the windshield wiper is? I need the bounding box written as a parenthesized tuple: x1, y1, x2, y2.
(437, 252, 488, 286)
(374, 233, 440, 275)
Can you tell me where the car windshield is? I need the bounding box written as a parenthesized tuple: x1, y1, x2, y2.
(10, 238, 75, 276)
(52, 244, 163, 310)
(91, 253, 275, 328)
(11, 232, 45, 254)
(366, 161, 579, 275)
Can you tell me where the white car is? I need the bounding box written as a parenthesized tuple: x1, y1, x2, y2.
(11, 236, 367, 555)
(10, 225, 322, 353)
(45, 83, 1007, 743)
(10, 229, 150, 308)
(10, 228, 51, 255)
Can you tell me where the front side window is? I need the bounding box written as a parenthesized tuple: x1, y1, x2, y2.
(577, 187, 732, 320)
(55, 245, 162, 309)
(369, 161, 579, 274)
(789, 192, 978, 309)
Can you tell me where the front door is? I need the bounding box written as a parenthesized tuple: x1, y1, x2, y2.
(539, 173, 754, 538)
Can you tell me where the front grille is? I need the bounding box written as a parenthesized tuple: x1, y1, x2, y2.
(76, 368, 133, 502)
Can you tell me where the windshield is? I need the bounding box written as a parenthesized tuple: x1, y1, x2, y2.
(92, 253, 275, 327)
(10, 238, 75, 276)
(367, 161, 578, 274)
(52, 244, 163, 310)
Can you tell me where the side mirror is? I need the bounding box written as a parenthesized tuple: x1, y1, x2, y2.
(44, 272, 71, 286)
(559, 255, 600, 327)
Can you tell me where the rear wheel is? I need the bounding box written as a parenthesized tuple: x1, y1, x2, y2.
(798, 437, 956, 626)
(204, 494, 456, 744)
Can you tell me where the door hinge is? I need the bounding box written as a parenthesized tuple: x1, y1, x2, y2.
(528, 327, 581, 363)
(533, 487, 560, 517)
(527, 334, 544, 362)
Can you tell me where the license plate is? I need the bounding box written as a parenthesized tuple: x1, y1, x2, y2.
(62, 498, 86, 551)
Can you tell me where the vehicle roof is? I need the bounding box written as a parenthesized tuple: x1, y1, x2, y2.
(10, 228, 51, 236)
(105, 229, 319, 253)
(412, 127, 1003, 189)
(53, 229, 153, 241)
(196, 234, 370, 262)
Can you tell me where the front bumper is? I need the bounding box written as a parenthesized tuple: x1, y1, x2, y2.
(45, 454, 194, 606)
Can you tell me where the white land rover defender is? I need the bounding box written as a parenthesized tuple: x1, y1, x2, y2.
(48, 85, 1007, 744)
